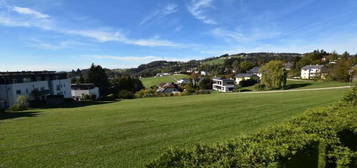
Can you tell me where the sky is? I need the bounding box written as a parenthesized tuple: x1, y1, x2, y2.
(0, 0, 357, 71)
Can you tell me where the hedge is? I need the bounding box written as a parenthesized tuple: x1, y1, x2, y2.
(147, 86, 357, 168)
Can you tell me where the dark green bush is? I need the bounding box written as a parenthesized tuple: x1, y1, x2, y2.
(147, 86, 357, 168)
(118, 90, 135, 99)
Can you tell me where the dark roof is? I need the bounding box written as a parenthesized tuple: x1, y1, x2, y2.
(247, 67, 260, 74)
(0, 71, 56, 77)
(301, 65, 324, 70)
(235, 73, 254, 78)
(71, 83, 97, 90)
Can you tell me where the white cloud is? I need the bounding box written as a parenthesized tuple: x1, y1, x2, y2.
(187, 0, 217, 24)
(13, 6, 50, 19)
(65, 29, 180, 47)
(211, 27, 281, 42)
(0, 3, 181, 47)
(140, 3, 178, 25)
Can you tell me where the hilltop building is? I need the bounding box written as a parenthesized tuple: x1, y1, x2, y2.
(0, 71, 72, 107)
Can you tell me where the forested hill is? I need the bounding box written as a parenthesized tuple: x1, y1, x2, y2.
(125, 52, 302, 77)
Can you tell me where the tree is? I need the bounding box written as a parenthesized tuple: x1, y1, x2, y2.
(87, 63, 110, 96)
(110, 76, 144, 97)
(239, 61, 254, 73)
(198, 78, 212, 90)
(328, 58, 353, 82)
(259, 60, 287, 89)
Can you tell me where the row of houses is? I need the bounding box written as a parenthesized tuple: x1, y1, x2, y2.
(0, 71, 100, 108)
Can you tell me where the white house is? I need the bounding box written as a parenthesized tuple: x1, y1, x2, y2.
(301, 65, 325, 79)
(247, 67, 262, 78)
(177, 78, 191, 85)
(71, 83, 100, 101)
(212, 78, 235, 92)
(200, 71, 208, 76)
(235, 73, 255, 84)
(156, 73, 171, 77)
(0, 71, 72, 107)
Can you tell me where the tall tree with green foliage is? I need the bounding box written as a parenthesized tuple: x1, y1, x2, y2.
(260, 60, 287, 89)
(87, 63, 110, 96)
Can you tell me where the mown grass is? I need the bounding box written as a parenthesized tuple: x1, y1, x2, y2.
(0, 89, 348, 168)
(140, 74, 189, 88)
(240, 80, 350, 91)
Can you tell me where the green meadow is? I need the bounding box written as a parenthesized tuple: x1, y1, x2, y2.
(140, 74, 189, 88)
(0, 89, 348, 168)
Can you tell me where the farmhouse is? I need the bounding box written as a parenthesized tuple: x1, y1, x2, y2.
(0, 71, 72, 107)
(71, 83, 100, 101)
(301, 65, 325, 79)
(235, 73, 255, 84)
(156, 83, 181, 94)
(212, 78, 235, 92)
(156, 73, 171, 77)
(247, 67, 262, 78)
(177, 78, 191, 85)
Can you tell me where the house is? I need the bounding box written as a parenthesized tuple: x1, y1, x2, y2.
(235, 73, 255, 84)
(156, 83, 181, 94)
(301, 65, 325, 79)
(0, 71, 72, 107)
(155, 73, 171, 77)
(247, 67, 262, 78)
(177, 78, 191, 85)
(283, 62, 294, 71)
(71, 83, 100, 101)
(200, 71, 208, 76)
(212, 78, 235, 92)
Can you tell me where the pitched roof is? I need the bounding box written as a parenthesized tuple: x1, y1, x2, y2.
(235, 73, 254, 78)
(247, 67, 260, 74)
(301, 65, 324, 70)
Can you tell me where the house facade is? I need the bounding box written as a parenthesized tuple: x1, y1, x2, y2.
(0, 71, 72, 107)
(212, 78, 235, 92)
(71, 83, 100, 101)
(301, 65, 325, 79)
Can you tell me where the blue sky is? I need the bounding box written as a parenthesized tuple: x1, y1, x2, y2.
(0, 0, 357, 71)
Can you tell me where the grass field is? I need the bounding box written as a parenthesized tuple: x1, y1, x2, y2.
(0, 89, 349, 168)
(240, 79, 350, 91)
(140, 74, 189, 88)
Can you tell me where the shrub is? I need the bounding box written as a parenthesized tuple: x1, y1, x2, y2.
(239, 78, 258, 87)
(147, 86, 357, 167)
(254, 83, 266, 91)
(118, 90, 135, 99)
(9, 96, 29, 111)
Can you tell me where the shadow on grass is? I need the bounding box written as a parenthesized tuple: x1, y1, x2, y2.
(285, 83, 312, 89)
(0, 111, 39, 120)
(43, 101, 117, 109)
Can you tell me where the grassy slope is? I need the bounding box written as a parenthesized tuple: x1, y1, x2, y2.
(141, 74, 189, 88)
(0, 89, 348, 168)
(240, 80, 350, 91)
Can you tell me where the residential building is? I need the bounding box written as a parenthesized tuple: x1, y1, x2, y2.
(157, 83, 181, 94)
(177, 78, 191, 85)
(247, 67, 262, 78)
(156, 73, 171, 77)
(71, 83, 100, 101)
(283, 62, 294, 71)
(301, 65, 325, 79)
(212, 78, 235, 92)
(0, 71, 72, 107)
(235, 73, 255, 84)
(200, 71, 208, 76)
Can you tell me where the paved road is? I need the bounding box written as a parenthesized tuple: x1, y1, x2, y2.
(232, 86, 351, 94)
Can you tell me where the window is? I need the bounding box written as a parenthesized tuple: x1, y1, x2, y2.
(16, 90, 21, 95)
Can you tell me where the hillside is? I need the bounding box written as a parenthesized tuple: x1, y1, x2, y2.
(141, 74, 189, 88)
(0, 88, 348, 168)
